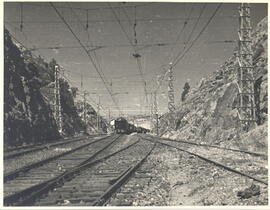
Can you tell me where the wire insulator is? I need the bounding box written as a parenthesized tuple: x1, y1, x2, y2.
(20, 3, 23, 31)
(134, 6, 137, 45)
(86, 9, 89, 29)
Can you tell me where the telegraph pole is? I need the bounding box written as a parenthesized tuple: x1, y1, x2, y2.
(153, 91, 159, 136)
(168, 65, 175, 113)
(54, 64, 62, 135)
(237, 3, 256, 130)
(108, 108, 111, 123)
(97, 95, 100, 132)
(150, 92, 154, 131)
(83, 91, 87, 132)
(80, 73, 83, 92)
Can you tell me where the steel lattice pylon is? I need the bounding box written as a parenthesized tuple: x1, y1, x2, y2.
(83, 91, 87, 132)
(54, 65, 62, 135)
(150, 91, 159, 135)
(237, 3, 256, 130)
(168, 66, 175, 113)
(153, 91, 159, 135)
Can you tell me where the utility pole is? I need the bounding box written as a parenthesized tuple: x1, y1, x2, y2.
(150, 92, 154, 131)
(80, 73, 83, 92)
(149, 92, 153, 117)
(83, 91, 87, 133)
(168, 65, 175, 113)
(156, 112, 159, 136)
(54, 64, 62, 135)
(108, 108, 111, 123)
(97, 95, 100, 132)
(153, 91, 159, 136)
(237, 3, 256, 131)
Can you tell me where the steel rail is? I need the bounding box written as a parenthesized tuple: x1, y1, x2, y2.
(5, 137, 85, 159)
(92, 142, 156, 206)
(4, 134, 121, 206)
(142, 137, 268, 185)
(5, 144, 46, 153)
(4, 135, 137, 206)
(4, 135, 103, 159)
(155, 136, 267, 157)
(4, 134, 103, 153)
(4, 135, 111, 182)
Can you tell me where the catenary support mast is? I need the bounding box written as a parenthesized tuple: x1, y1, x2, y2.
(54, 64, 62, 135)
(153, 91, 159, 136)
(83, 91, 87, 132)
(168, 65, 175, 113)
(237, 3, 256, 130)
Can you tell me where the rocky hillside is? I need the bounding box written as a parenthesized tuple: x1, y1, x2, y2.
(157, 17, 267, 153)
(75, 100, 108, 133)
(4, 28, 107, 146)
(4, 28, 59, 146)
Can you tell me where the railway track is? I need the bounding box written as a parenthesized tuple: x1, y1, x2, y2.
(4, 134, 104, 159)
(142, 136, 268, 186)
(4, 135, 97, 153)
(4, 135, 112, 182)
(156, 136, 267, 157)
(105, 152, 158, 206)
(5, 135, 155, 206)
(5, 133, 266, 206)
(92, 140, 155, 206)
(147, 135, 268, 183)
(4, 134, 122, 205)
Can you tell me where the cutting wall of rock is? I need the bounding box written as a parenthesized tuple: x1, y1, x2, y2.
(4, 28, 96, 146)
(4, 28, 59, 146)
(158, 17, 267, 153)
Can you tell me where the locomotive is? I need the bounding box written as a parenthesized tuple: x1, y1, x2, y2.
(114, 117, 150, 134)
(136, 126, 149, 134)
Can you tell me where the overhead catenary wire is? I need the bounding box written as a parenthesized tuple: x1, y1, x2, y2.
(20, 42, 175, 51)
(6, 2, 227, 118)
(108, 3, 135, 50)
(6, 30, 28, 49)
(172, 3, 222, 67)
(4, 15, 237, 24)
(44, 66, 105, 111)
(66, 3, 111, 89)
(118, 4, 137, 45)
(59, 72, 108, 116)
(4, 22, 42, 55)
(5, 30, 107, 117)
(108, 3, 148, 106)
(159, 4, 206, 80)
(166, 3, 194, 63)
(151, 3, 221, 95)
(151, 3, 196, 93)
(50, 2, 122, 115)
(120, 5, 133, 26)
(171, 4, 207, 65)
(12, 2, 152, 12)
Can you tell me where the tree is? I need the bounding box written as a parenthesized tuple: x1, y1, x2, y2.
(181, 81, 190, 102)
(71, 87, 78, 98)
(48, 58, 57, 80)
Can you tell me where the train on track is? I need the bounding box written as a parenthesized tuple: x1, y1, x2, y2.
(114, 117, 150, 134)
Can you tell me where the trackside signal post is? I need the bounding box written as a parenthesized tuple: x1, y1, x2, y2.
(153, 91, 159, 136)
(54, 64, 62, 135)
(237, 3, 256, 130)
(97, 95, 100, 132)
(168, 65, 176, 113)
(83, 91, 88, 132)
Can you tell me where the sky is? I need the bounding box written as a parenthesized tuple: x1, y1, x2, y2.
(4, 2, 268, 118)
